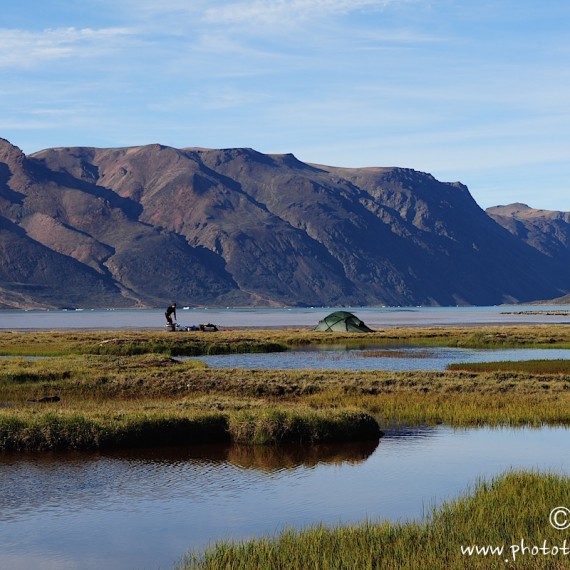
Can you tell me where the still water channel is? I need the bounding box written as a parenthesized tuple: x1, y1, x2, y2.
(192, 345, 570, 371)
(1, 426, 569, 570)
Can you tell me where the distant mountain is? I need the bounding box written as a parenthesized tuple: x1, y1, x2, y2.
(1, 137, 569, 309)
(487, 203, 570, 260)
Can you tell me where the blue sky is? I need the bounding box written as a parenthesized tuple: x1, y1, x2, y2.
(2, 0, 569, 210)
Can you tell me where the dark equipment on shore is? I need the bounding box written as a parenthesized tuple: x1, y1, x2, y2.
(314, 311, 373, 333)
(165, 323, 219, 332)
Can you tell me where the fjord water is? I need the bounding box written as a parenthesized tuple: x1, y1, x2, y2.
(1, 427, 569, 570)
(2, 304, 570, 330)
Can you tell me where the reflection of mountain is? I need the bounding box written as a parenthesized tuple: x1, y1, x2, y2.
(104, 441, 379, 471)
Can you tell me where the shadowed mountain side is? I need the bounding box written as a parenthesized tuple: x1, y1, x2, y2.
(103, 230, 245, 307)
(326, 166, 570, 305)
(0, 137, 569, 308)
(0, 215, 123, 309)
(487, 203, 570, 261)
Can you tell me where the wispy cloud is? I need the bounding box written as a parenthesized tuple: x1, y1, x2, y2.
(202, 0, 400, 26)
(3, 0, 570, 210)
(122, 0, 404, 24)
(0, 27, 135, 68)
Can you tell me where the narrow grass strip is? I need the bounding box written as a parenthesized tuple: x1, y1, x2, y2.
(448, 359, 570, 374)
(0, 412, 229, 451)
(0, 408, 381, 451)
(178, 471, 570, 570)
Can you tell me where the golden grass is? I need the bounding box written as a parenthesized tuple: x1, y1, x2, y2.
(2, 325, 570, 449)
(1, 323, 570, 356)
(178, 471, 570, 569)
(449, 359, 570, 374)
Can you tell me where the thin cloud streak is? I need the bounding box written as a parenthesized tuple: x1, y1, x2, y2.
(0, 26, 135, 67)
(202, 0, 401, 26)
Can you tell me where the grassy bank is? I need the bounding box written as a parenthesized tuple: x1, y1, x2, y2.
(2, 353, 570, 450)
(0, 406, 380, 451)
(449, 359, 570, 374)
(2, 324, 570, 356)
(179, 471, 570, 569)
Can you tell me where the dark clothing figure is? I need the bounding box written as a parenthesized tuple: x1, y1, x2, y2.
(165, 303, 177, 325)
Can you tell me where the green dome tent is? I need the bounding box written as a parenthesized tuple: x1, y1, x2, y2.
(314, 311, 373, 333)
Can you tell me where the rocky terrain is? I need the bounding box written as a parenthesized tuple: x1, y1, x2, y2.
(1, 137, 569, 309)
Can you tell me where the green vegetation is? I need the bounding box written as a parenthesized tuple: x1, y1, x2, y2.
(0, 407, 379, 451)
(0, 330, 291, 357)
(178, 471, 570, 569)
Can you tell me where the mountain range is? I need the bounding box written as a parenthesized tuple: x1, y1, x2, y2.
(1, 136, 569, 309)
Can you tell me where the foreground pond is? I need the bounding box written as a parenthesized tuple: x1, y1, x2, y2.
(1, 426, 569, 569)
(192, 346, 570, 371)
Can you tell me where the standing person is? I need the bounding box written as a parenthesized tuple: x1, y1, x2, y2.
(165, 303, 177, 325)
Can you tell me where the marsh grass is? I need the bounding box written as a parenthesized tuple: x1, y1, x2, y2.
(3, 348, 570, 449)
(0, 406, 379, 450)
(227, 408, 381, 445)
(0, 409, 230, 450)
(3, 326, 570, 449)
(2, 325, 570, 356)
(178, 471, 570, 569)
(0, 331, 290, 357)
(449, 359, 570, 374)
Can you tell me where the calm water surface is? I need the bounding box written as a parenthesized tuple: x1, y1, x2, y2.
(2, 305, 570, 330)
(1, 426, 569, 570)
(193, 346, 570, 371)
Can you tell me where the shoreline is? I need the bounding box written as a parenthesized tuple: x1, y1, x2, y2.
(2, 305, 570, 332)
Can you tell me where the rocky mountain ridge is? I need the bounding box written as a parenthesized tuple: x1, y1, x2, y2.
(1, 137, 568, 309)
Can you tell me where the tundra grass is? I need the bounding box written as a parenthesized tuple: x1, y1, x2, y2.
(2, 324, 570, 356)
(0, 405, 380, 451)
(2, 351, 570, 450)
(448, 359, 570, 374)
(3, 325, 570, 450)
(178, 470, 570, 570)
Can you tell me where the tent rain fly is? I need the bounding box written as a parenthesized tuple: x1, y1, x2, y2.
(314, 311, 373, 333)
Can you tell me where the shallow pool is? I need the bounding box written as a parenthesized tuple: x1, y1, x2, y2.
(191, 346, 570, 371)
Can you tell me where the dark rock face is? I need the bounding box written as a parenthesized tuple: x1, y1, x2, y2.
(0, 137, 569, 309)
(487, 203, 570, 260)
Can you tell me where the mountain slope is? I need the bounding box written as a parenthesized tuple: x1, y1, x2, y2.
(1, 137, 569, 309)
(487, 203, 570, 261)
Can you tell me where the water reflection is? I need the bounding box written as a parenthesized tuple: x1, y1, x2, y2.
(101, 439, 380, 470)
(1, 426, 568, 570)
(0, 441, 379, 527)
